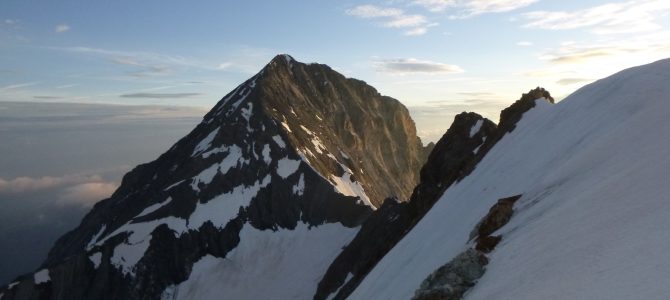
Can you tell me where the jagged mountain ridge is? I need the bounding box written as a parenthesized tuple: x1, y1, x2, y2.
(0, 55, 426, 300)
(348, 58, 670, 299)
(315, 87, 553, 300)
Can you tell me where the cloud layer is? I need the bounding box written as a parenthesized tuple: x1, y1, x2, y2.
(376, 58, 464, 74)
(0, 174, 104, 194)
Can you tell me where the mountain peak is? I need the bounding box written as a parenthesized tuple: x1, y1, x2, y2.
(271, 53, 295, 64)
(262, 54, 299, 75)
(0, 56, 428, 300)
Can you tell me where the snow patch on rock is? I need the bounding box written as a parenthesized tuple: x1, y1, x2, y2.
(293, 173, 305, 196)
(89, 252, 102, 269)
(191, 145, 246, 190)
(34, 269, 50, 284)
(272, 135, 286, 148)
(276, 157, 301, 179)
(86, 225, 107, 251)
(330, 163, 374, 209)
(469, 119, 483, 138)
(262, 144, 271, 164)
(189, 175, 272, 230)
(192, 128, 220, 156)
(136, 197, 172, 218)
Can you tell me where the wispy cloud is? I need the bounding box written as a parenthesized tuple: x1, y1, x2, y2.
(110, 57, 172, 77)
(375, 58, 464, 74)
(522, 0, 670, 34)
(556, 78, 593, 85)
(384, 14, 428, 28)
(347, 5, 404, 18)
(33, 96, 64, 99)
(517, 41, 533, 46)
(0, 82, 39, 91)
(405, 27, 428, 36)
(540, 42, 651, 64)
(4, 19, 17, 25)
(413, 0, 538, 18)
(120, 92, 203, 99)
(411, 0, 452, 12)
(55, 24, 70, 33)
(457, 91, 496, 97)
(50, 46, 209, 77)
(346, 5, 434, 35)
(217, 62, 233, 70)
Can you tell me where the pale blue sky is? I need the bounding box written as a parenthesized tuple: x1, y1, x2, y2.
(2, 0, 670, 140)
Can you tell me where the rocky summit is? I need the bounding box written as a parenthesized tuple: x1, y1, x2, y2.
(0, 54, 427, 300)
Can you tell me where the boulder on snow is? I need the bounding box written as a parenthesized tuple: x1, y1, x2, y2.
(477, 194, 521, 238)
(412, 248, 488, 300)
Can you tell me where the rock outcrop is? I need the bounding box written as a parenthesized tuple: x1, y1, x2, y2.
(412, 249, 489, 300)
(414, 194, 520, 299)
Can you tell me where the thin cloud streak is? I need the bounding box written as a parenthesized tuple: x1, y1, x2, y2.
(120, 92, 203, 99)
(412, 0, 538, 18)
(0, 82, 39, 91)
(49, 46, 216, 75)
(55, 24, 70, 33)
(375, 58, 464, 74)
(556, 78, 593, 85)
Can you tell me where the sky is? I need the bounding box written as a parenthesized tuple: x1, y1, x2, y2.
(3, 0, 670, 141)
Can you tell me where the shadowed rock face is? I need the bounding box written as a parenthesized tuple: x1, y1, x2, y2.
(0, 55, 427, 300)
(316, 88, 554, 300)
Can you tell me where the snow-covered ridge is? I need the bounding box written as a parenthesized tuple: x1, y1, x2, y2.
(351, 58, 670, 299)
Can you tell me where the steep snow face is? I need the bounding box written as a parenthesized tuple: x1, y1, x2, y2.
(164, 223, 358, 300)
(350, 59, 670, 299)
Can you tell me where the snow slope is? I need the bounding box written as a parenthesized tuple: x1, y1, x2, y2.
(164, 223, 357, 300)
(350, 59, 670, 299)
